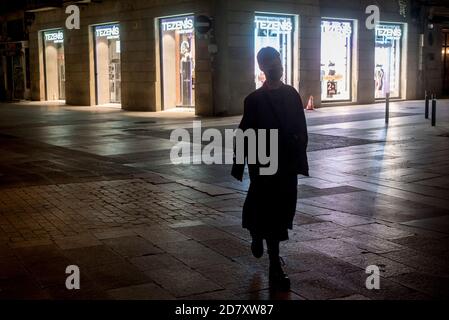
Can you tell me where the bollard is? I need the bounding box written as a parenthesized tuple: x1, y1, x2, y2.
(431, 94, 436, 126)
(385, 92, 390, 124)
(425, 91, 429, 119)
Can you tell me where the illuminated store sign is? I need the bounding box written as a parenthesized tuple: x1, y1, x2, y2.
(321, 20, 352, 36)
(161, 17, 194, 32)
(44, 31, 64, 44)
(95, 25, 120, 39)
(255, 18, 292, 33)
(375, 25, 402, 44)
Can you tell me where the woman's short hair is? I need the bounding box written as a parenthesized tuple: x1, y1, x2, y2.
(257, 47, 281, 66)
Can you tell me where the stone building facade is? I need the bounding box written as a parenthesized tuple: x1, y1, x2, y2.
(26, 0, 444, 115)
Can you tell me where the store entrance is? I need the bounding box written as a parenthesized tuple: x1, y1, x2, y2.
(94, 24, 121, 106)
(43, 29, 65, 100)
(374, 23, 403, 99)
(159, 15, 195, 110)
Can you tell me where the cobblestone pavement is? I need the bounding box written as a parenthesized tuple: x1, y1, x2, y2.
(0, 100, 448, 300)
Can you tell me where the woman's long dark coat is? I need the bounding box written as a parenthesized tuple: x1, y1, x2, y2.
(231, 83, 309, 241)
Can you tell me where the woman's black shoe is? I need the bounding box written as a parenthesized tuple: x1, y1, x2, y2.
(269, 257, 290, 291)
(251, 237, 264, 258)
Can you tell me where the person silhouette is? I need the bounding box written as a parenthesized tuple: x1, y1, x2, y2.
(232, 47, 309, 291)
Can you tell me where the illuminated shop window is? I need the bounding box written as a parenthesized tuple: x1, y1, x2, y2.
(443, 30, 449, 95)
(254, 14, 293, 89)
(374, 23, 403, 99)
(320, 19, 353, 101)
(94, 24, 121, 104)
(160, 15, 195, 109)
(43, 29, 65, 100)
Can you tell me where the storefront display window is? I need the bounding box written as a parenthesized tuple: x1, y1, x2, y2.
(43, 29, 65, 100)
(160, 15, 195, 109)
(374, 23, 402, 99)
(254, 14, 293, 89)
(320, 19, 353, 101)
(443, 30, 449, 96)
(94, 24, 121, 104)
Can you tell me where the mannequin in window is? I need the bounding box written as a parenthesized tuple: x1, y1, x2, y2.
(375, 65, 384, 92)
(180, 40, 193, 106)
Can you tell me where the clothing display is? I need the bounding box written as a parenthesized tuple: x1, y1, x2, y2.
(160, 15, 195, 109)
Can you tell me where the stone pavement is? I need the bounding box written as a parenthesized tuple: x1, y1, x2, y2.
(0, 99, 448, 300)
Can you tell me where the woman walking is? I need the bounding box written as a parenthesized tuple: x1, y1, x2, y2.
(232, 47, 309, 291)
